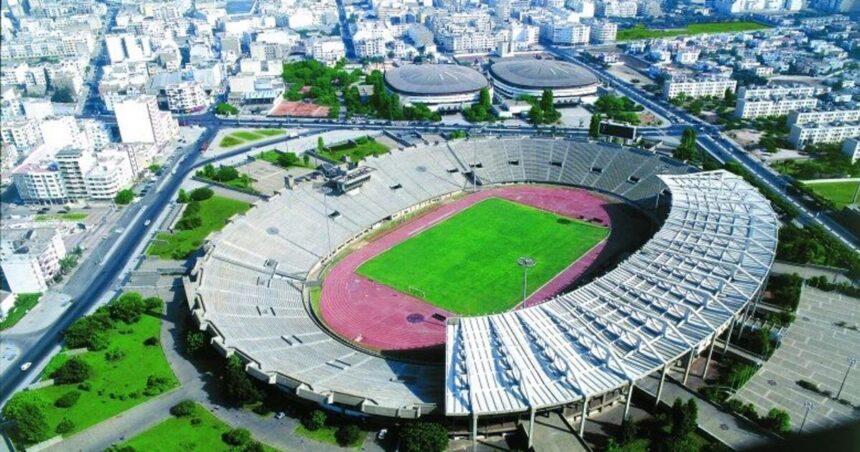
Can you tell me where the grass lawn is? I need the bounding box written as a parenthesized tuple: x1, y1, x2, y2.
(219, 129, 286, 148)
(357, 198, 608, 315)
(7, 313, 177, 442)
(295, 424, 366, 449)
(147, 196, 251, 259)
(618, 22, 769, 41)
(256, 149, 314, 169)
(803, 180, 860, 209)
(34, 213, 88, 222)
(319, 137, 389, 162)
(0, 293, 41, 331)
(121, 403, 275, 452)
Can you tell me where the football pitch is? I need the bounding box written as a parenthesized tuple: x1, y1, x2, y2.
(357, 198, 608, 316)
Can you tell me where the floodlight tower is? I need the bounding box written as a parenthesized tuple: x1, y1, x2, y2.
(837, 356, 857, 399)
(518, 257, 536, 306)
(321, 186, 333, 258)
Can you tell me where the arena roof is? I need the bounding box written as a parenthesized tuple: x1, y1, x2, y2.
(489, 59, 600, 90)
(445, 170, 779, 416)
(384, 64, 489, 96)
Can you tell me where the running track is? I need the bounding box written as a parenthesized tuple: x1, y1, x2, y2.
(320, 186, 611, 351)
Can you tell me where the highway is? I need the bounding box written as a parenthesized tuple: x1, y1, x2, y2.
(0, 127, 323, 406)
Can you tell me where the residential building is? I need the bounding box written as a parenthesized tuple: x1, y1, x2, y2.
(789, 122, 860, 147)
(662, 77, 737, 100)
(165, 82, 209, 113)
(114, 95, 178, 145)
(737, 84, 830, 99)
(590, 21, 617, 43)
(540, 21, 591, 45)
(597, 0, 638, 17)
(734, 95, 819, 119)
(84, 150, 133, 200)
(787, 108, 860, 126)
(0, 118, 42, 149)
(0, 227, 66, 293)
(715, 0, 802, 13)
(309, 38, 346, 65)
(843, 138, 860, 164)
(55, 147, 96, 201)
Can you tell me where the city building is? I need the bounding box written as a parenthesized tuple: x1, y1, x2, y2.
(540, 21, 591, 45)
(662, 77, 737, 100)
(789, 122, 860, 147)
(489, 59, 600, 103)
(590, 21, 617, 43)
(114, 95, 179, 145)
(384, 64, 490, 111)
(11, 160, 67, 204)
(735, 95, 819, 119)
(164, 82, 209, 113)
(0, 227, 66, 293)
(597, 0, 638, 17)
(843, 137, 860, 163)
(55, 147, 96, 201)
(787, 108, 860, 126)
(309, 38, 346, 65)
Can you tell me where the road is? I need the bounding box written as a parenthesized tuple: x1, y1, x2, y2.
(0, 127, 323, 406)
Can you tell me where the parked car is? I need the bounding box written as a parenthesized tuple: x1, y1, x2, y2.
(20, 362, 32, 371)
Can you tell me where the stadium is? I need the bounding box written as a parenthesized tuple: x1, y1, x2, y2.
(383, 64, 490, 111)
(489, 59, 601, 103)
(184, 137, 777, 442)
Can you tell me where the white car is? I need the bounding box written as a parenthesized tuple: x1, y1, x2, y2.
(377, 429, 387, 440)
(20, 362, 32, 371)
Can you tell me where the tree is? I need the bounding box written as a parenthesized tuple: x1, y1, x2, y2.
(114, 189, 134, 205)
(222, 428, 252, 445)
(176, 215, 202, 231)
(59, 255, 78, 275)
(674, 127, 699, 162)
(528, 105, 544, 125)
(479, 88, 491, 109)
(336, 424, 361, 446)
(144, 296, 163, 312)
(724, 87, 736, 105)
(2, 399, 49, 444)
(302, 410, 326, 431)
(202, 164, 216, 179)
(54, 390, 81, 408)
(223, 355, 262, 406)
(589, 114, 602, 139)
(317, 136, 325, 153)
(107, 292, 147, 323)
(51, 358, 92, 384)
(669, 398, 698, 439)
(215, 102, 239, 116)
(764, 408, 791, 434)
(177, 189, 190, 203)
(540, 89, 554, 112)
(215, 165, 239, 182)
(186, 330, 208, 355)
(189, 187, 213, 201)
(399, 422, 449, 452)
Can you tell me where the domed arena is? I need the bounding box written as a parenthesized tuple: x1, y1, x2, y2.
(489, 59, 601, 103)
(383, 64, 490, 111)
(184, 137, 778, 435)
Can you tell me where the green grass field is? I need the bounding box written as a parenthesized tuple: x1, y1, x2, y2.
(319, 137, 389, 163)
(357, 198, 608, 315)
(804, 180, 860, 209)
(34, 213, 88, 222)
(0, 293, 41, 331)
(295, 424, 367, 449)
(617, 22, 769, 41)
(121, 403, 275, 451)
(218, 129, 286, 148)
(7, 313, 177, 442)
(147, 196, 250, 259)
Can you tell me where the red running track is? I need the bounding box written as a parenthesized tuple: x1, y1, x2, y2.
(320, 186, 611, 351)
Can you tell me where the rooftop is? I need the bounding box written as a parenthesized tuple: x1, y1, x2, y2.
(490, 59, 600, 90)
(384, 64, 488, 96)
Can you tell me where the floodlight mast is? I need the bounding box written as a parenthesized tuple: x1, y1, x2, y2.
(321, 186, 333, 259)
(518, 257, 536, 306)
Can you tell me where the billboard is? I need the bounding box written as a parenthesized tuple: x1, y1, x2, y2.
(600, 121, 637, 140)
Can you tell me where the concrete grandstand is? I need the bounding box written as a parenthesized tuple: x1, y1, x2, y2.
(489, 59, 600, 103)
(183, 138, 778, 439)
(384, 64, 490, 111)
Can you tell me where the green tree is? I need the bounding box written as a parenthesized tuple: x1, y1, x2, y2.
(189, 187, 213, 201)
(114, 189, 134, 205)
(589, 114, 602, 139)
(724, 87, 736, 104)
(669, 398, 698, 439)
(215, 166, 239, 182)
(674, 127, 699, 161)
(2, 399, 49, 444)
(107, 292, 147, 323)
(223, 355, 262, 406)
(336, 424, 361, 446)
(528, 105, 544, 125)
(54, 390, 82, 408)
(540, 89, 554, 112)
(176, 189, 190, 203)
(478, 87, 491, 109)
(222, 428, 252, 445)
(399, 422, 449, 452)
(317, 136, 325, 152)
(51, 358, 92, 384)
(764, 408, 791, 434)
(202, 164, 216, 179)
(302, 410, 326, 431)
(186, 330, 208, 355)
(215, 102, 239, 116)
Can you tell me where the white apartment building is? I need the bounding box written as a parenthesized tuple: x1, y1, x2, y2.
(737, 84, 830, 99)
(674, 48, 701, 65)
(540, 22, 591, 45)
(84, 151, 133, 200)
(437, 32, 495, 53)
(39, 116, 88, 150)
(0, 34, 94, 60)
(843, 138, 859, 164)
(0, 118, 42, 149)
(0, 227, 66, 293)
(115, 95, 179, 145)
(789, 122, 860, 148)
(80, 119, 112, 150)
(55, 147, 96, 201)
(12, 163, 66, 203)
(663, 77, 737, 100)
(734, 95, 819, 119)
(165, 82, 209, 113)
(105, 34, 155, 63)
(309, 38, 346, 65)
(787, 108, 860, 126)
(590, 21, 617, 43)
(715, 0, 802, 13)
(567, 0, 596, 17)
(597, 0, 638, 17)
(353, 25, 394, 58)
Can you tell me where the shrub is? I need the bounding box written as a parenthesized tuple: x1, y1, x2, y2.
(184, 201, 201, 216)
(399, 422, 449, 452)
(54, 390, 82, 408)
(176, 189, 190, 203)
(144, 297, 164, 312)
(764, 408, 791, 434)
(242, 441, 265, 452)
(170, 400, 196, 417)
(190, 417, 202, 426)
(2, 399, 49, 444)
(56, 419, 75, 434)
(107, 292, 147, 324)
(77, 382, 91, 391)
(105, 348, 126, 362)
(64, 312, 113, 350)
(175, 215, 202, 231)
(222, 428, 251, 446)
(190, 187, 214, 201)
(186, 330, 208, 355)
(336, 424, 361, 446)
(797, 380, 819, 392)
(143, 336, 160, 346)
(143, 375, 172, 396)
(223, 355, 262, 406)
(51, 358, 92, 384)
(114, 189, 135, 205)
(302, 410, 326, 431)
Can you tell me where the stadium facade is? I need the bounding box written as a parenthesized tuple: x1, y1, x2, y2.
(184, 138, 778, 444)
(489, 59, 600, 103)
(383, 64, 490, 111)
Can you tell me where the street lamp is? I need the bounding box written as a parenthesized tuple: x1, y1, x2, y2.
(320, 186, 333, 259)
(517, 257, 536, 306)
(799, 401, 814, 433)
(837, 356, 857, 399)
